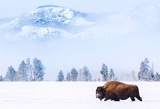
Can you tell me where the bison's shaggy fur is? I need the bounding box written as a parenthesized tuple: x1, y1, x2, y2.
(96, 81, 142, 101)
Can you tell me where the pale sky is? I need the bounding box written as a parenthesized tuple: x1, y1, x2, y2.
(1, 0, 160, 80)
(0, 0, 160, 18)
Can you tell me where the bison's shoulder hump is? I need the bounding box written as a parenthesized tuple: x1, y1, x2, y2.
(103, 81, 124, 89)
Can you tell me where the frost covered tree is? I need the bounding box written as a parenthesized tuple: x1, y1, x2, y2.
(138, 58, 154, 81)
(57, 70, 64, 81)
(66, 72, 71, 81)
(0, 75, 3, 81)
(5, 66, 17, 81)
(70, 68, 78, 81)
(16, 60, 28, 81)
(138, 61, 147, 80)
(100, 64, 108, 81)
(77, 69, 83, 81)
(33, 58, 45, 81)
(26, 58, 33, 81)
(108, 68, 116, 81)
(81, 66, 92, 81)
(154, 72, 160, 81)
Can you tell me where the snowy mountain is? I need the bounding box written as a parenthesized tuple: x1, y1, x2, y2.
(17, 5, 92, 27)
(0, 5, 160, 40)
(0, 5, 95, 40)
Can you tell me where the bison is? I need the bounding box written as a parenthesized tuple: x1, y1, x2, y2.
(96, 81, 142, 101)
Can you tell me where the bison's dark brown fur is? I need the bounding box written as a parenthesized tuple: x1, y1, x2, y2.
(96, 81, 142, 101)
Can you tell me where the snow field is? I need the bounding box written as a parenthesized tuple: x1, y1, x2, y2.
(0, 82, 160, 109)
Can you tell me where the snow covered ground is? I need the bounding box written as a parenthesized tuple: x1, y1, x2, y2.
(0, 82, 159, 109)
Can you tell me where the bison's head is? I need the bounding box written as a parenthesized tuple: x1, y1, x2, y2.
(96, 86, 106, 101)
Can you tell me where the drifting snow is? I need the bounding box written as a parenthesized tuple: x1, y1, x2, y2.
(0, 82, 160, 109)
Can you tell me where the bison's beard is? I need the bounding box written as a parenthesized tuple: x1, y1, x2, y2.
(96, 86, 106, 101)
(96, 92, 105, 100)
(96, 93, 105, 100)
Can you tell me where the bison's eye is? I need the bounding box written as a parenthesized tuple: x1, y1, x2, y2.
(96, 87, 104, 93)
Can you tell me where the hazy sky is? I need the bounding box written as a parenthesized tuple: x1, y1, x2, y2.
(1, 0, 160, 18)
(1, 0, 160, 81)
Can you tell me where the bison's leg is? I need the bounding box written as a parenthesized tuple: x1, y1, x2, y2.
(114, 98, 120, 101)
(112, 95, 120, 101)
(104, 98, 109, 101)
(104, 92, 120, 101)
(130, 97, 135, 101)
(135, 95, 142, 101)
(104, 97, 119, 101)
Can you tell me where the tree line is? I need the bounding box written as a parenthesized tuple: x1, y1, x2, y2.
(57, 58, 160, 82)
(0, 57, 160, 82)
(0, 58, 45, 81)
(56, 64, 117, 82)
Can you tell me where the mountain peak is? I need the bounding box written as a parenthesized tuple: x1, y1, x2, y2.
(0, 5, 94, 40)
(27, 5, 87, 26)
(37, 5, 61, 9)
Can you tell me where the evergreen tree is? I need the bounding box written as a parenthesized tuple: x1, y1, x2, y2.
(100, 64, 108, 81)
(138, 61, 146, 80)
(33, 58, 45, 81)
(138, 58, 154, 81)
(57, 70, 64, 81)
(70, 68, 78, 81)
(82, 66, 92, 81)
(6, 66, 17, 81)
(155, 72, 160, 81)
(16, 60, 28, 81)
(66, 72, 71, 81)
(77, 69, 83, 81)
(0, 75, 3, 81)
(108, 68, 116, 80)
(26, 58, 33, 81)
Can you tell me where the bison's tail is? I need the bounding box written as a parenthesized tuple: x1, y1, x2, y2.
(135, 85, 142, 101)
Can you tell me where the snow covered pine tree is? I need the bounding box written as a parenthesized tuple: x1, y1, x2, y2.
(5, 66, 17, 81)
(81, 66, 92, 81)
(100, 64, 108, 81)
(108, 68, 116, 80)
(33, 58, 45, 81)
(70, 68, 78, 81)
(138, 58, 154, 81)
(57, 70, 64, 81)
(16, 61, 28, 81)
